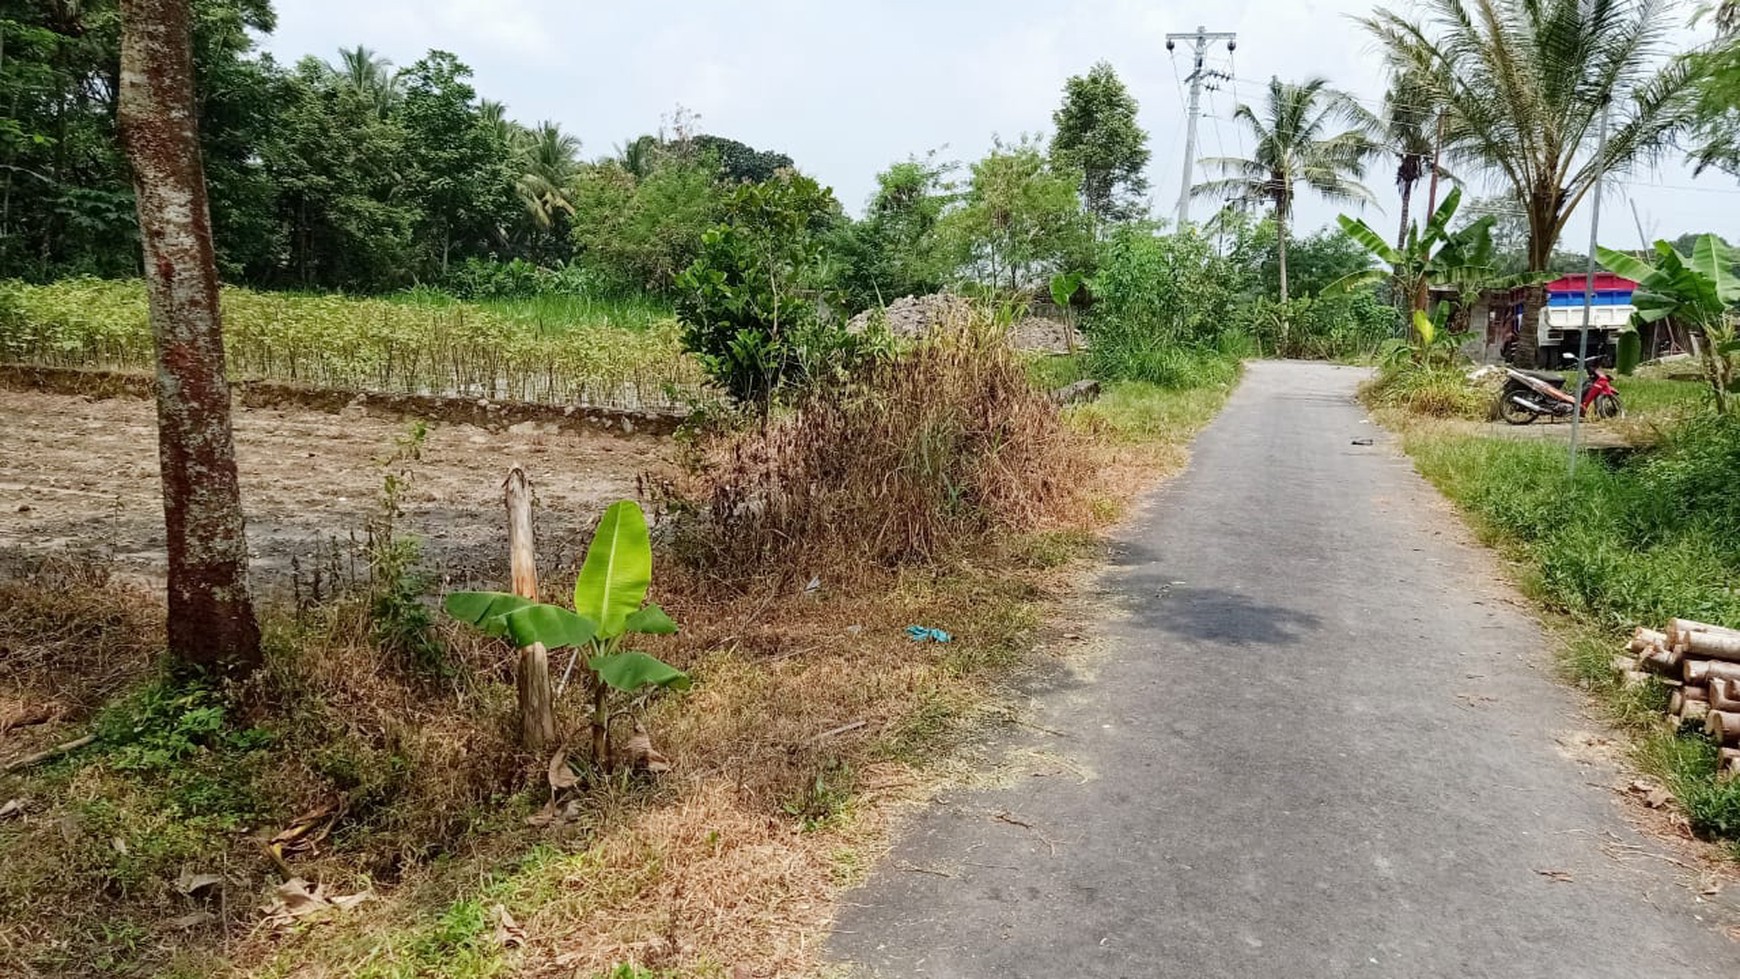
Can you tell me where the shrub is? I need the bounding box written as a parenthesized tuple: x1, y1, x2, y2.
(1362, 362, 1489, 419)
(675, 171, 854, 404)
(665, 307, 1087, 573)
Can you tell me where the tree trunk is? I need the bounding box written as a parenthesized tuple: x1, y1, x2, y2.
(1394, 179, 1414, 254)
(1516, 284, 1545, 367)
(1684, 659, 1740, 685)
(117, 0, 261, 675)
(505, 467, 555, 752)
(1393, 178, 1414, 332)
(1276, 206, 1290, 354)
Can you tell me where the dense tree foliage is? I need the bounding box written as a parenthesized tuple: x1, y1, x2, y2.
(1050, 62, 1150, 223)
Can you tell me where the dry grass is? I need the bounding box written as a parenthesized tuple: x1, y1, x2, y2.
(662, 315, 1090, 578)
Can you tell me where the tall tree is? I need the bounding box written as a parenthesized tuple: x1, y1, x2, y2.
(1050, 61, 1151, 223)
(941, 136, 1093, 292)
(117, 0, 261, 673)
(1192, 76, 1376, 305)
(1364, 0, 1702, 365)
(1379, 70, 1440, 253)
(397, 51, 514, 278)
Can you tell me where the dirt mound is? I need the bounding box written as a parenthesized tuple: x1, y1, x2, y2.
(847, 294, 1081, 353)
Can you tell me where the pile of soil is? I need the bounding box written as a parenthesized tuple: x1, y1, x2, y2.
(846, 293, 1082, 354)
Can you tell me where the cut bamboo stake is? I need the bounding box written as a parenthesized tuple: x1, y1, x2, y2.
(1685, 631, 1740, 662)
(1683, 659, 1740, 685)
(1639, 645, 1681, 675)
(1706, 710, 1740, 745)
(1722, 748, 1740, 779)
(1669, 618, 1740, 647)
(1629, 628, 1668, 652)
(1714, 679, 1740, 713)
(506, 467, 555, 752)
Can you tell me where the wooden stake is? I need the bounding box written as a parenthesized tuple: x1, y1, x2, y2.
(506, 467, 555, 752)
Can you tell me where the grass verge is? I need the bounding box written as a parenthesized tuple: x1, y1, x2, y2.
(1374, 398, 1740, 848)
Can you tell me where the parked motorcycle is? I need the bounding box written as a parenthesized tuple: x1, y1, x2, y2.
(1497, 353, 1624, 425)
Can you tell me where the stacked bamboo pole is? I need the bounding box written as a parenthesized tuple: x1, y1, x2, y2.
(1616, 618, 1740, 776)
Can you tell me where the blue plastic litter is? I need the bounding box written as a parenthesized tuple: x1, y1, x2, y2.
(906, 625, 952, 643)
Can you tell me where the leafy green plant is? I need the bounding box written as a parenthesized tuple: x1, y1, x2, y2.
(674, 171, 849, 405)
(445, 500, 688, 765)
(1598, 236, 1740, 414)
(1334, 186, 1517, 359)
(368, 423, 443, 672)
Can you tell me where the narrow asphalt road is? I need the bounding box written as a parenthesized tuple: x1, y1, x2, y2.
(830, 361, 1737, 977)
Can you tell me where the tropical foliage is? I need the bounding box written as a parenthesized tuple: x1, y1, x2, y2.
(1363, 0, 1704, 364)
(1598, 236, 1740, 414)
(1192, 76, 1377, 305)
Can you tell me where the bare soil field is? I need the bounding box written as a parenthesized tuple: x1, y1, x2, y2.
(0, 388, 663, 594)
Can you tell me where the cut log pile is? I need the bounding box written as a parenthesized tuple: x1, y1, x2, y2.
(1616, 618, 1740, 776)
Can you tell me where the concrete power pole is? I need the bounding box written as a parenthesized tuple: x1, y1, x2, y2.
(1167, 25, 1236, 228)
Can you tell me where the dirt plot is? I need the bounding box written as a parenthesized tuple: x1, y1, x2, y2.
(0, 388, 665, 593)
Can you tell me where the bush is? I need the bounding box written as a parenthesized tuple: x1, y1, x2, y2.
(665, 308, 1088, 573)
(1249, 291, 1398, 360)
(675, 172, 854, 404)
(1362, 361, 1490, 419)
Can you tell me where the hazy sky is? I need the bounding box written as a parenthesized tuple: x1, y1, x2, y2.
(259, 0, 1740, 246)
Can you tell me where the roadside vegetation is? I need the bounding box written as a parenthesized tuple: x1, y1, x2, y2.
(8, 0, 1740, 972)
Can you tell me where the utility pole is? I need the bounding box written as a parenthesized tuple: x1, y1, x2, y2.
(1167, 25, 1236, 228)
(1568, 99, 1611, 478)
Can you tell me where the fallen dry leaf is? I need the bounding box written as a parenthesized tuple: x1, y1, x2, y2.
(547, 750, 579, 791)
(167, 911, 216, 929)
(175, 870, 224, 896)
(1645, 789, 1673, 810)
(261, 877, 371, 927)
(0, 798, 23, 820)
(1534, 868, 1575, 883)
(626, 722, 671, 774)
(492, 904, 525, 948)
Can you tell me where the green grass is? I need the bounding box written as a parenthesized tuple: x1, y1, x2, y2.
(1612, 375, 1710, 419)
(1401, 411, 1740, 842)
(1068, 376, 1241, 445)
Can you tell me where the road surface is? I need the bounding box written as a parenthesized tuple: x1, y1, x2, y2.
(830, 361, 1737, 978)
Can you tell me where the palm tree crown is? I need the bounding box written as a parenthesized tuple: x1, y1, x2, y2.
(1193, 75, 1378, 303)
(514, 121, 583, 231)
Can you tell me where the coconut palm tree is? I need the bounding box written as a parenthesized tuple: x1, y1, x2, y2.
(324, 45, 401, 117)
(1363, 0, 1702, 365)
(1381, 71, 1443, 253)
(514, 121, 583, 231)
(1192, 76, 1378, 306)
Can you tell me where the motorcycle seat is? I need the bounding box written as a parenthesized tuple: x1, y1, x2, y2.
(1515, 369, 1568, 387)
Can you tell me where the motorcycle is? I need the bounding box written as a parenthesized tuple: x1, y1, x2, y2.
(1497, 353, 1624, 425)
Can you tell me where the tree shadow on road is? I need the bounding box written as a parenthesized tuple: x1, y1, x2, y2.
(1116, 578, 1321, 647)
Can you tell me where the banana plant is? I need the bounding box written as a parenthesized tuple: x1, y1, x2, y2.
(445, 500, 687, 766)
(1598, 236, 1740, 415)
(1331, 187, 1518, 359)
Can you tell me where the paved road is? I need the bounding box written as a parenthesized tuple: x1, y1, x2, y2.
(830, 361, 1737, 978)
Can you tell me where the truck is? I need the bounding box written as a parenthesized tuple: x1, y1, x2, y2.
(1501, 273, 1639, 368)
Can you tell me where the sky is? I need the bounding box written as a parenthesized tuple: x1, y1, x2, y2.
(257, 0, 1740, 247)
